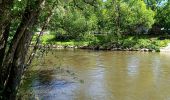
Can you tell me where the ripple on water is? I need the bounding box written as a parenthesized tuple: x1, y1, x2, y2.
(32, 79, 79, 100)
(19, 50, 170, 100)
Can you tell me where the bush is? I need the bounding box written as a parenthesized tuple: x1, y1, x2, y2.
(153, 40, 170, 47)
(81, 33, 96, 42)
(121, 37, 137, 48)
(137, 39, 151, 48)
(147, 44, 160, 52)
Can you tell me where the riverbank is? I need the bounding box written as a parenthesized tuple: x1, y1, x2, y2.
(160, 43, 170, 52)
(30, 42, 169, 52)
(32, 34, 170, 52)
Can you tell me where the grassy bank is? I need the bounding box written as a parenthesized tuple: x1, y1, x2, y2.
(32, 34, 170, 52)
(88, 34, 170, 52)
(32, 34, 89, 47)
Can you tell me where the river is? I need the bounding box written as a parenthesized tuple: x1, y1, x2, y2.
(19, 49, 170, 100)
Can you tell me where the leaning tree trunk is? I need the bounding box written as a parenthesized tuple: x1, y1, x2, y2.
(0, 0, 14, 69)
(0, 23, 10, 66)
(0, 0, 14, 96)
(0, 0, 14, 60)
(0, 0, 45, 99)
(27, 0, 57, 66)
(3, 30, 33, 99)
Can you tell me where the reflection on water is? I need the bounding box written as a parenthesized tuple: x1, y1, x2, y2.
(127, 56, 139, 77)
(19, 49, 170, 100)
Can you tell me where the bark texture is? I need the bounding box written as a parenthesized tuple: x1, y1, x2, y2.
(0, 0, 45, 99)
(3, 31, 33, 99)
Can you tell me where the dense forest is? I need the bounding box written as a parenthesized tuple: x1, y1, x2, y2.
(0, 0, 170, 99)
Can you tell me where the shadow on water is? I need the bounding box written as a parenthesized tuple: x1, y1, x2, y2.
(18, 66, 81, 100)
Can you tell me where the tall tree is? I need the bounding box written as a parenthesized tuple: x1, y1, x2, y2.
(0, 0, 45, 99)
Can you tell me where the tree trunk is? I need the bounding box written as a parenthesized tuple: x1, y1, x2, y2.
(0, 8, 35, 90)
(3, 31, 33, 100)
(0, 0, 45, 99)
(0, 0, 14, 69)
(0, 0, 14, 36)
(0, 23, 10, 66)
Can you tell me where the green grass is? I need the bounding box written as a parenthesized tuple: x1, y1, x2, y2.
(32, 34, 89, 46)
(32, 34, 55, 44)
(32, 34, 170, 51)
(55, 41, 89, 46)
(41, 34, 55, 44)
(89, 34, 170, 51)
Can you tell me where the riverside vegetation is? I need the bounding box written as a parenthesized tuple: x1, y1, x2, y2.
(0, 0, 170, 99)
(36, 33, 170, 52)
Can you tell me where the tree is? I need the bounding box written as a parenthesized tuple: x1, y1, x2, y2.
(104, 0, 155, 34)
(0, 0, 168, 99)
(48, 0, 100, 41)
(144, 0, 170, 34)
(0, 0, 99, 99)
(0, 0, 46, 99)
(155, 1, 170, 30)
(0, 0, 15, 72)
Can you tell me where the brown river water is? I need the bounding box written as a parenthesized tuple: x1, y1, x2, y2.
(19, 49, 170, 100)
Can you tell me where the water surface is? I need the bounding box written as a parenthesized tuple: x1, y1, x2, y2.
(19, 49, 170, 100)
